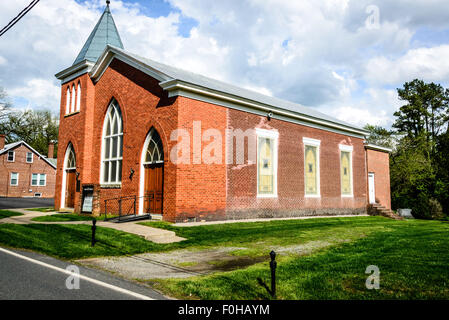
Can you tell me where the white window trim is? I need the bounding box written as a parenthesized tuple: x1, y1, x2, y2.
(76, 82, 81, 112)
(7, 151, 15, 162)
(100, 101, 123, 186)
(71, 85, 76, 113)
(66, 87, 70, 114)
(31, 173, 46, 187)
(26, 152, 33, 163)
(256, 128, 279, 198)
(303, 137, 321, 198)
(10, 172, 19, 186)
(339, 144, 354, 197)
(39, 174, 47, 187)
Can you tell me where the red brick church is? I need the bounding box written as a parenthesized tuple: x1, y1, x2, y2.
(54, 2, 391, 222)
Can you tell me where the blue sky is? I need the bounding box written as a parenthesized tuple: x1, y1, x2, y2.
(2, 0, 449, 128)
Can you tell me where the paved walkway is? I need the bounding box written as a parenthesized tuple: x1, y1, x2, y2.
(173, 214, 369, 227)
(0, 209, 185, 244)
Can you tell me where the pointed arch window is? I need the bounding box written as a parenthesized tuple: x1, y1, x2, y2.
(76, 82, 81, 112)
(101, 100, 123, 184)
(66, 87, 70, 114)
(71, 85, 76, 113)
(66, 144, 76, 170)
(144, 129, 164, 164)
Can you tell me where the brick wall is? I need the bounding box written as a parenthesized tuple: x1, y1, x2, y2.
(224, 108, 368, 219)
(55, 58, 375, 221)
(366, 148, 391, 209)
(0, 144, 56, 198)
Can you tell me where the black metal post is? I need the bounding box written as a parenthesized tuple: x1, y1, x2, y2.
(91, 218, 97, 247)
(134, 195, 137, 215)
(104, 200, 107, 221)
(270, 250, 277, 298)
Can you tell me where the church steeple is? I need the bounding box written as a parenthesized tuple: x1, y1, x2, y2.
(72, 1, 124, 65)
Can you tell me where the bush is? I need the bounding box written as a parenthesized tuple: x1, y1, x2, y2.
(411, 195, 444, 220)
(428, 198, 444, 220)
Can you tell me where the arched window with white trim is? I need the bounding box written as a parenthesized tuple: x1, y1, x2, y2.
(67, 145, 76, 169)
(66, 87, 70, 114)
(71, 85, 76, 113)
(143, 129, 164, 165)
(76, 82, 81, 112)
(101, 99, 123, 184)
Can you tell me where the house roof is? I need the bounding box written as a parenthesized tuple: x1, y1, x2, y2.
(0, 141, 57, 169)
(56, 2, 369, 138)
(72, 2, 124, 66)
(89, 46, 369, 137)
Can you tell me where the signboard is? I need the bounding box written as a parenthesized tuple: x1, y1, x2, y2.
(82, 186, 94, 213)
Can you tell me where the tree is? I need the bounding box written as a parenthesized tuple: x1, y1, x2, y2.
(388, 79, 449, 219)
(0, 87, 12, 122)
(394, 79, 449, 152)
(0, 109, 59, 156)
(363, 124, 395, 149)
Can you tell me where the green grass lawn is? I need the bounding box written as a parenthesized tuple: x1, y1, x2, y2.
(0, 224, 168, 259)
(146, 218, 449, 300)
(27, 207, 55, 213)
(31, 213, 119, 222)
(0, 216, 448, 299)
(0, 209, 23, 219)
(31, 214, 95, 222)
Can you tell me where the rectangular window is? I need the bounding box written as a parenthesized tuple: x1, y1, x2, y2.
(303, 138, 320, 197)
(31, 173, 38, 186)
(26, 152, 33, 163)
(31, 173, 46, 186)
(39, 174, 46, 186)
(340, 145, 353, 197)
(10, 173, 18, 186)
(256, 129, 278, 197)
(7, 151, 14, 162)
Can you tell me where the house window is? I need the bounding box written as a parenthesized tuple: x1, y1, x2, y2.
(256, 128, 278, 197)
(7, 151, 14, 162)
(26, 152, 33, 163)
(101, 99, 123, 184)
(340, 144, 353, 197)
(31, 173, 46, 186)
(10, 172, 18, 186)
(66, 87, 70, 114)
(76, 82, 81, 112)
(71, 85, 76, 113)
(303, 137, 320, 197)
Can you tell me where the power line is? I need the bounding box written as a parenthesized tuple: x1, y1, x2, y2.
(0, 0, 40, 38)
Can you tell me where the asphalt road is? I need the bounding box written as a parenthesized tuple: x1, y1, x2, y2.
(0, 197, 54, 209)
(0, 247, 167, 300)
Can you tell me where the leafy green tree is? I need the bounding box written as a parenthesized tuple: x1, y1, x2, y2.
(394, 79, 449, 154)
(363, 124, 395, 149)
(388, 79, 449, 218)
(0, 109, 58, 157)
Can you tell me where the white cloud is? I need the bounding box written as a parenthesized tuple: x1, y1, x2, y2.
(9, 78, 60, 109)
(0, 0, 449, 129)
(364, 45, 449, 85)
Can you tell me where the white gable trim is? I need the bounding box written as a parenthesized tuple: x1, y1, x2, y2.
(0, 141, 56, 169)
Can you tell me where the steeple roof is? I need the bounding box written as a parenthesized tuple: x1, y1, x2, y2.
(72, 2, 124, 65)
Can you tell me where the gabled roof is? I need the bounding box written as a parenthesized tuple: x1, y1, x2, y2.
(87, 45, 369, 138)
(0, 141, 57, 169)
(72, 3, 123, 66)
